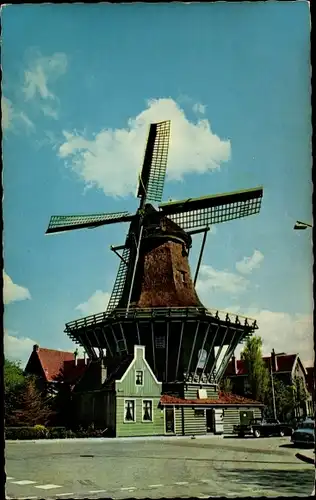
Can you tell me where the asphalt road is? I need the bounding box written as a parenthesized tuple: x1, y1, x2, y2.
(5, 435, 315, 499)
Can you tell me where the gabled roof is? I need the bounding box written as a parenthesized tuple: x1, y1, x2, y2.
(225, 353, 298, 376)
(28, 346, 87, 383)
(160, 392, 264, 407)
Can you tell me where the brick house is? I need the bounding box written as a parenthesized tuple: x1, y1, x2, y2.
(24, 344, 87, 395)
(224, 350, 313, 417)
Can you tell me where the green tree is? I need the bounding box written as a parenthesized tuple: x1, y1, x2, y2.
(241, 336, 270, 402)
(4, 358, 27, 425)
(292, 376, 308, 417)
(4, 358, 25, 392)
(264, 378, 294, 421)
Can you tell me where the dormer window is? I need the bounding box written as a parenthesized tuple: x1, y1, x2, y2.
(135, 370, 143, 386)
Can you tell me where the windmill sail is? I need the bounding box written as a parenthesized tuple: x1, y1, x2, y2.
(46, 212, 133, 234)
(106, 246, 131, 314)
(159, 186, 263, 230)
(137, 120, 171, 204)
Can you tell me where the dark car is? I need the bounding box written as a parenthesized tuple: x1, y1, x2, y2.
(291, 419, 315, 447)
(234, 418, 293, 438)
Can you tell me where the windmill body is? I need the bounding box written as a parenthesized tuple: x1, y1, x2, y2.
(47, 120, 263, 387)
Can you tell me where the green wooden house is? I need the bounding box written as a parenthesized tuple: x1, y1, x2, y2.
(72, 344, 264, 437)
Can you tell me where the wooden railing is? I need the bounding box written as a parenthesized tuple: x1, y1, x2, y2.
(65, 306, 258, 333)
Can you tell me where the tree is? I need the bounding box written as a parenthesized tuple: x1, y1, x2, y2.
(4, 358, 27, 425)
(4, 358, 25, 392)
(292, 376, 308, 417)
(220, 377, 233, 393)
(240, 336, 270, 402)
(10, 376, 53, 427)
(264, 378, 294, 421)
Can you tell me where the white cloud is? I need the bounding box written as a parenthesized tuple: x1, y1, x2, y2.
(4, 330, 37, 368)
(192, 102, 206, 114)
(196, 264, 249, 297)
(2, 96, 35, 134)
(224, 306, 313, 366)
(22, 51, 67, 119)
(23, 51, 67, 101)
(236, 249, 264, 275)
(76, 290, 111, 316)
(2, 96, 13, 130)
(58, 98, 231, 197)
(3, 271, 31, 305)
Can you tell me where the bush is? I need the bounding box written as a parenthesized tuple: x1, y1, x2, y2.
(6, 427, 44, 440)
(5, 425, 107, 440)
(33, 424, 48, 437)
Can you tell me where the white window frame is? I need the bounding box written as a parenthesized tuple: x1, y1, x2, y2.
(135, 369, 144, 386)
(142, 399, 154, 423)
(123, 398, 136, 423)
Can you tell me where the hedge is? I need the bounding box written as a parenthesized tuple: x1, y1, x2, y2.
(5, 426, 108, 440)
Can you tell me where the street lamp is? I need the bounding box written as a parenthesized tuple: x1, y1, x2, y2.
(293, 220, 313, 230)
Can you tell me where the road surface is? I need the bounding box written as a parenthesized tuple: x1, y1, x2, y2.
(5, 435, 315, 498)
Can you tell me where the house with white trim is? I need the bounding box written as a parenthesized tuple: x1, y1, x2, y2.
(72, 345, 264, 437)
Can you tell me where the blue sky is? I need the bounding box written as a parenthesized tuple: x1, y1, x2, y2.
(2, 2, 312, 367)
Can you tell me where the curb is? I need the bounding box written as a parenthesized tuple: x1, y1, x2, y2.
(6, 433, 225, 444)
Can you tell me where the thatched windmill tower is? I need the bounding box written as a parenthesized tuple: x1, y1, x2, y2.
(47, 121, 263, 387)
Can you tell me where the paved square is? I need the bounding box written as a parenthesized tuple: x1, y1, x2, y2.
(5, 436, 315, 498)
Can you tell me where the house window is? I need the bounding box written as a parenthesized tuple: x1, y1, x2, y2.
(124, 400, 135, 422)
(142, 400, 153, 422)
(194, 409, 205, 417)
(135, 370, 143, 386)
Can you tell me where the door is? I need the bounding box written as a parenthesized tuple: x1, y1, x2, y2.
(165, 408, 175, 434)
(206, 409, 215, 433)
(214, 409, 224, 434)
(239, 410, 254, 426)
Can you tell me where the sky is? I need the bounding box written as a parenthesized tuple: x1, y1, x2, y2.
(2, 2, 313, 369)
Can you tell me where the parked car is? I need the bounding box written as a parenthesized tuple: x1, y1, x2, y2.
(291, 419, 315, 447)
(234, 418, 293, 438)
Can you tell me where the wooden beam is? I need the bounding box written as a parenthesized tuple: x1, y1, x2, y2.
(176, 322, 185, 381)
(194, 227, 209, 286)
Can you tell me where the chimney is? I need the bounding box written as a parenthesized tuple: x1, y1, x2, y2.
(271, 349, 278, 372)
(232, 353, 237, 375)
(74, 348, 78, 367)
(33, 344, 39, 352)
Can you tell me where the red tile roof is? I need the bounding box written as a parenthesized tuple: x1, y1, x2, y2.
(63, 358, 88, 384)
(160, 392, 264, 407)
(225, 354, 297, 376)
(35, 347, 86, 383)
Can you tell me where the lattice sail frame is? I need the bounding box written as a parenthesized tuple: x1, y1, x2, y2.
(46, 212, 133, 234)
(137, 120, 171, 204)
(159, 187, 263, 230)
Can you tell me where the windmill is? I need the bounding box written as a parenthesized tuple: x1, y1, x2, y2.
(47, 120, 263, 385)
